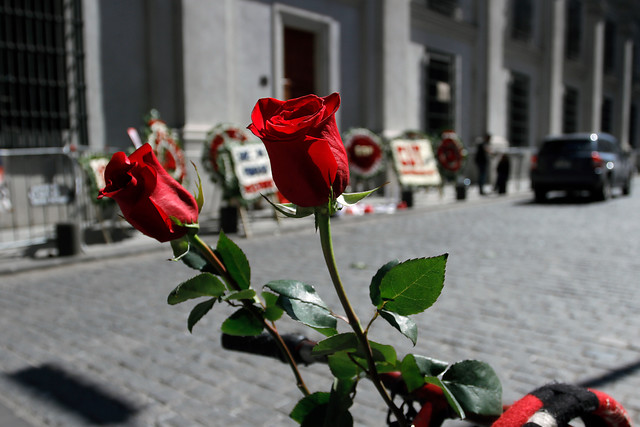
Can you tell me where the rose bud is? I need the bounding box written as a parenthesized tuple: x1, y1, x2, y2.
(98, 143, 199, 242)
(248, 92, 349, 207)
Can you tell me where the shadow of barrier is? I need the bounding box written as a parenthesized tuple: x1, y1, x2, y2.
(6, 363, 138, 425)
(578, 358, 640, 389)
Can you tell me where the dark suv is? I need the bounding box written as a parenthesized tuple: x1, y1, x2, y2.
(530, 132, 634, 202)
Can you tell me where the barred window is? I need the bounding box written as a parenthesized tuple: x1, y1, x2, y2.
(562, 87, 579, 133)
(630, 104, 638, 149)
(0, 0, 87, 148)
(511, 0, 533, 42)
(508, 72, 530, 147)
(565, 0, 582, 60)
(424, 51, 455, 134)
(601, 97, 613, 133)
(426, 0, 459, 18)
(603, 20, 616, 75)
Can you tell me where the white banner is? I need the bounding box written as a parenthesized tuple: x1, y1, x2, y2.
(390, 139, 442, 186)
(229, 143, 278, 200)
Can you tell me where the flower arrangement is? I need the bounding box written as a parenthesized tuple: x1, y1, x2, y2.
(98, 93, 502, 426)
(343, 128, 386, 180)
(435, 130, 467, 179)
(144, 109, 187, 184)
(201, 122, 278, 205)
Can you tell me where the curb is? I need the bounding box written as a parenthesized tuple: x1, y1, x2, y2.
(0, 185, 532, 277)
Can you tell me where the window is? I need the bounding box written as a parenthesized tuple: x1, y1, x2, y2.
(601, 97, 613, 133)
(511, 0, 533, 42)
(565, 0, 582, 60)
(424, 51, 455, 134)
(0, 0, 87, 148)
(603, 20, 616, 75)
(508, 72, 530, 147)
(426, 0, 459, 18)
(562, 86, 579, 133)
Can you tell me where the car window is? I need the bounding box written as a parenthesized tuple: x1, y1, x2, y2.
(540, 139, 592, 155)
(597, 140, 614, 152)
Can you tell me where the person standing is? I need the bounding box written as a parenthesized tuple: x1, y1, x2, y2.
(495, 152, 510, 194)
(475, 134, 490, 195)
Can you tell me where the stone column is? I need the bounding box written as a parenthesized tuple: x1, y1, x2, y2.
(380, 0, 410, 136)
(583, 1, 605, 131)
(616, 32, 634, 149)
(484, 0, 508, 138)
(541, 0, 566, 136)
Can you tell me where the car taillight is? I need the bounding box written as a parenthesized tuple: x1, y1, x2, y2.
(591, 151, 604, 168)
(530, 154, 538, 170)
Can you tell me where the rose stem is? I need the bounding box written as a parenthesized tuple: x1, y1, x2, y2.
(189, 234, 310, 396)
(316, 212, 408, 427)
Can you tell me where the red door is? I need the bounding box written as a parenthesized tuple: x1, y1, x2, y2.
(284, 27, 316, 100)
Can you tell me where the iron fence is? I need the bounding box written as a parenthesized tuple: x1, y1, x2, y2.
(0, 147, 110, 253)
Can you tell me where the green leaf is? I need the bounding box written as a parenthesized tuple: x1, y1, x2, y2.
(337, 185, 384, 206)
(413, 354, 449, 377)
(289, 383, 353, 427)
(262, 195, 316, 218)
(187, 298, 215, 333)
(313, 334, 396, 369)
(265, 280, 331, 308)
(369, 260, 400, 306)
(192, 161, 205, 213)
(328, 352, 362, 380)
(290, 392, 331, 424)
(442, 360, 503, 416)
(261, 291, 283, 321)
(217, 231, 251, 290)
(312, 333, 358, 357)
(265, 280, 337, 335)
(222, 289, 256, 301)
(379, 310, 417, 345)
(363, 341, 397, 366)
(401, 354, 427, 392)
(167, 273, 226, 305)
(170, 238, 208, 271)
(277, 297, 338, 336)
(378, 254, 448, 315)
(323, 378, 354, 427)
(424, 376, 465, 419)
(220, 308, 264, 336)
(400, 354, 449, 392)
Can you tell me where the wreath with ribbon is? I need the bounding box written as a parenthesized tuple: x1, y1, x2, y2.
(436, 131, 465, 173)
(343, 128, 385, 180)
(435, 131, 466, 180)
(78, 153, 115, 206)
(202, 123, 277, 204)
(144, 110, 187, 184)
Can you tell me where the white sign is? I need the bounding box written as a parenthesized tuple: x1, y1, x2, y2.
(28, 183, 71, 206)
(229, 143, 277, 200)
(390, 139, 442, 186)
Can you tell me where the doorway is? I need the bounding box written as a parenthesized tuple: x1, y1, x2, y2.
(283, 27, 316, 100)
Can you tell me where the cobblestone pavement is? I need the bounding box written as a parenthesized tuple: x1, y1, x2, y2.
(0, 180, 639, 426)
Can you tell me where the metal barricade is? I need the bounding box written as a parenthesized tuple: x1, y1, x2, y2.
(0, 147, 92, 253)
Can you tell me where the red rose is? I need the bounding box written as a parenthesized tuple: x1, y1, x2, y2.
(248, 92, 349, 207)
(98, 143, 199, 242)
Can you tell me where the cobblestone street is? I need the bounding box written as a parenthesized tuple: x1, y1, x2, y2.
(0, 182, 639, 426)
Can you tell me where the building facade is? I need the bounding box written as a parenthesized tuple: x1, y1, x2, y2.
(2, 0, 639, 152)
(0, 0, 639, 246)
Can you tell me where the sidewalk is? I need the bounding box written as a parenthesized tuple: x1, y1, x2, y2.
(0, 180, 533, 426)
(0, 180, 532, 278)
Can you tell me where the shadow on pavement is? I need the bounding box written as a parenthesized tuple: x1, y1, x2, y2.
(6, 363, 137, 425)
(578, 359, 640, 389)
